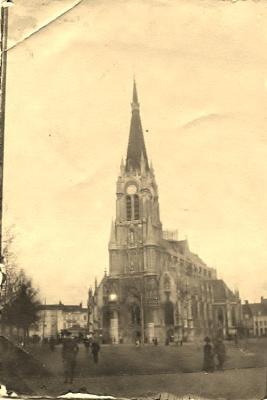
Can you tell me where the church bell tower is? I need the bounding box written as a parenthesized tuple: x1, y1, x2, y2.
(109, 80, 162, 276)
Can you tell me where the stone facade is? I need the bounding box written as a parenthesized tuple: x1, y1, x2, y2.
(90, 81, 242, 344)
(242, 297, 267, 337)
(29, 302, 88, 339)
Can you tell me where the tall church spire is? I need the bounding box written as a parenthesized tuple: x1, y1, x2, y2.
(126, 79, 149, 173)
(132, 78, 139, 108)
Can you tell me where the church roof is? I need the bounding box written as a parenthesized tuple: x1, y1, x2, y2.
(190, 252, 206, 265)
(125, 80, 149, 173)
(210, 279, 237, 303)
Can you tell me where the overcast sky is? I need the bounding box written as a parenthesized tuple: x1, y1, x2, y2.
(4, 0, 267, 305)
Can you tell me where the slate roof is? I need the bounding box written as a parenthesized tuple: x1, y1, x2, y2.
(242, 302, 267, 317)
(210, 279, 237, 303)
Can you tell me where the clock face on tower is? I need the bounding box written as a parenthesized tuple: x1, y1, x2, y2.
(126, 184, 137, 195)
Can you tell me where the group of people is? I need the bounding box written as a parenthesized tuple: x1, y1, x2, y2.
(61, 332, 101, 384)
(203, 336, 226, 373)
(56, 331, 226, 382)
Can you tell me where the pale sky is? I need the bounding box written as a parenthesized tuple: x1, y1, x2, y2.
(4, 0, 267, 305)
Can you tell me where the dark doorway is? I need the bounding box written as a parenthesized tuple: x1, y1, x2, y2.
(164, 301, 174, 325)
(131, 303, 141, 325)
(217, 308, 224, 325)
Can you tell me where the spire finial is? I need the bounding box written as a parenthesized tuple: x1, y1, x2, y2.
(131, 78, 139, 111)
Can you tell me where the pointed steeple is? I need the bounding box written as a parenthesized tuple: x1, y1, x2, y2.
(120, 158, 125, 175)
(140, 152, 146, 175)
(126, 79, 149, 173)
(132, 78, 139, 109)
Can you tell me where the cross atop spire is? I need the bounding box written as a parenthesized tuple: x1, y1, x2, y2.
(126, 79, 149, 173)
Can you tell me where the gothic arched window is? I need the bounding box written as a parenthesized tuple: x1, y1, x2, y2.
(134, 195, 140, 220)
(126, 195, 132, 221)
(126, 194, 140, 221)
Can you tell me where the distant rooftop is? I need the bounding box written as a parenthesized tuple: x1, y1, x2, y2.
(242, 297, 267, 317)
(38, 302, 87, 312)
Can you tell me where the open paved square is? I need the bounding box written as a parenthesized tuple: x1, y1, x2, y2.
(15, 338, 267, 399)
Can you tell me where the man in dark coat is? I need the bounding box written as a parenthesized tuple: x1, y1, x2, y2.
(91, 338, 100, 364)
(214, 338, 226, 370)
(62, 332, 79, 383)
(203, 336, 215, 373)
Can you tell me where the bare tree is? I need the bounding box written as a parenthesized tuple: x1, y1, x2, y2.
(1, 225, 19, 303)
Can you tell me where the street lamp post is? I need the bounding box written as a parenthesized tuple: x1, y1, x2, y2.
(108, 292, 119, 343)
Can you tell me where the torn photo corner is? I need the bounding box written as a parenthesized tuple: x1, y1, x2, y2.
(0, 0, 267, 400)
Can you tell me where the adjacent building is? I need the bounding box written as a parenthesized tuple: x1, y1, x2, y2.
(30, 302, 88, 338)
(89, 81, 242, 344)
(242, 297, 267, 337)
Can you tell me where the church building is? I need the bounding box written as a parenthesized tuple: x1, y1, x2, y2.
(89, 81, 242, 344)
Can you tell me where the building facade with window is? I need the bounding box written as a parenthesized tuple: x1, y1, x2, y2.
(90, 81, 242, 344)
(242, 297, 267, 337)
(30, 302, 88, 339)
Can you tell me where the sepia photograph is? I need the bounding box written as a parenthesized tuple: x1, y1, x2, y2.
(0, 0, 267, 399)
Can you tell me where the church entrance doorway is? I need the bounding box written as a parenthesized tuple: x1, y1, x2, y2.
(121, 286, 145, 343)
(130, 303, 142, 343)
